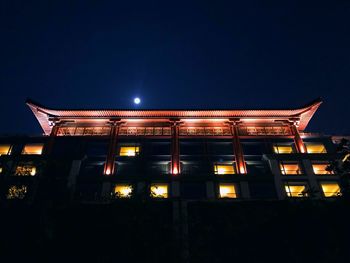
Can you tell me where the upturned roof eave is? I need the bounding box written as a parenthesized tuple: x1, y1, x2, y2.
(26, 98, 322, 135)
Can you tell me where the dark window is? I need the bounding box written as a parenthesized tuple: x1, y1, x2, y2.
(52, 138, 83, 157)
(86, 142, 108, 156)
(207, 142, 233, 155)
(181, 161, 211, 175)
(76, 183, 102, 201)
(142, 142, 171, 155)
(242, 143, 266, 155)
(80, 163, 104, 178)
(249, 183, 277, 199)
(180, 142, 205, 155)
(181, 182, 207, 199)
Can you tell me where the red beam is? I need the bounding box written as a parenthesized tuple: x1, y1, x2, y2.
(103, 124, 120, 176)
(171, 122, 180, 175)
(231, 124, 247, 174)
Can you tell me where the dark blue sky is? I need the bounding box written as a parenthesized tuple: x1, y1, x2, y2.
(1, 1, 350, 135)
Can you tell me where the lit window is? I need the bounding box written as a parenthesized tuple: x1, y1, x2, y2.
(15, 165, 36, 176)
(22, 144, 44, 155)
(119, 146, 140, 156)
(273, 145, 293, 154)
(219, 184, 237, 198)
(7, 185, 27, 199)
(285, 183, 308, 197)
(214, 164, 235, 175)
(150, 184, 168, 198)
(114, 184, 133, 198)
(320, 183, 341, 197)
(312, 164, 333, 175)
(0, 145, 11, 155)
(280, 163, 302, 175)
(0, 167, 2, 174)
(305, 144, 327, 153)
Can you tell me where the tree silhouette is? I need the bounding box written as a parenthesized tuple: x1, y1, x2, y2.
(327, 138, 350, 199)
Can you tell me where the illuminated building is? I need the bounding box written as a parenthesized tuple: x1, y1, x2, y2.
(1, 98, 349, 263)
(0, 98, 344, 202)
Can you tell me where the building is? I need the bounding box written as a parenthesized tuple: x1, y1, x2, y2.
(0, 98, 343, 203)
(1, 98, 350, 263)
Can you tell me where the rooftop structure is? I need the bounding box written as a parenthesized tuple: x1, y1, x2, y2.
(27, 98, 322, 135)
(0, 98, 344, 202)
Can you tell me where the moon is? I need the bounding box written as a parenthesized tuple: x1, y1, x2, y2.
(134, 97, 141, 105)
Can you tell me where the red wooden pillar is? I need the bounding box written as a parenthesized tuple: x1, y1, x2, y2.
(291, 123, 306, 153)
(171, 121, 180, 175)
(103, 123, 120, 176)
(231, 123, 247, 174)
(44, 124, 59, 155)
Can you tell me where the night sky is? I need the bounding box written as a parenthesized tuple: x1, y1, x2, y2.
(1, 1, 350, 135)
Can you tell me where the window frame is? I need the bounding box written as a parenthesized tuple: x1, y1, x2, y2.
(0, 144, 12, 156)
(113, 184, 134, 198)
(319, 182, 341, 198)
(312, 163, 334, 175)
(218, 183, 238, 199)
(214, 163, 236, 175)
(305, 143, 327, 154)
(7, 185, 28, 200)
(273, 144, 294, 154)
(284, 182, 309, 198)
(280, 162, 303, 175)
(21, 143, 44, 155)
(118, 146, 140, 157)
(150, 183, 169, 198)
(14, 163, 37, 176)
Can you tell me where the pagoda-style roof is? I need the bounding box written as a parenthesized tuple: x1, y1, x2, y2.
(26, 99, 322, 135)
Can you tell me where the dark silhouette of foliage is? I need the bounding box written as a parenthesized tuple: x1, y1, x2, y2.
(327, 138, 350, 199)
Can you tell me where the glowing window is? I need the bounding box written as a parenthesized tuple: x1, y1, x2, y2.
(150, 184, 168, 198)
(114, 184, 133, 198)
(312, 164, 333, 175)
(219, 184, 237, 198)
(15, 165, 36, 176)
(214, 164, 235, 175)
(306, 144, 327, 153)
(280, 163, 302, 175)
(0, 145, 11, 155)
(119, 146, 140, 156)
(285, 183, 308, 197)
(320, 183, 341, 197)
(273, 145, 293, 154)
(7, 185, 27, 199)
(22, 144, 44, 155)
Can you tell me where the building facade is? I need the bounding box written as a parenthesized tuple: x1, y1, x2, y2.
(0, 98, 344, 203)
